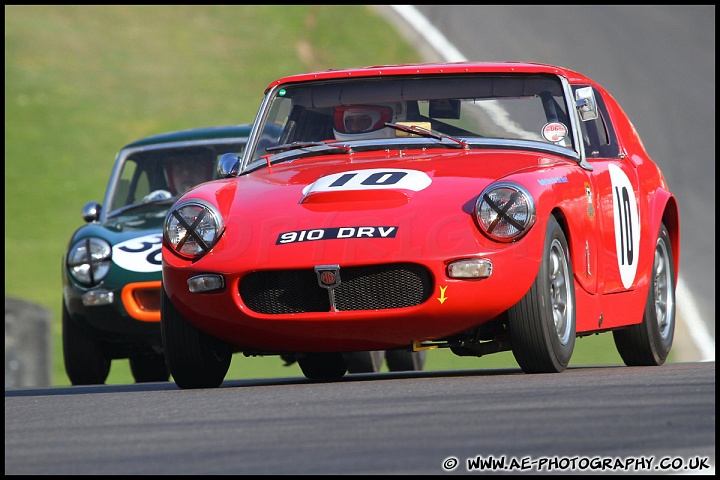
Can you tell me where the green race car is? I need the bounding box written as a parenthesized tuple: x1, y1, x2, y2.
(61, 125, 251, 385)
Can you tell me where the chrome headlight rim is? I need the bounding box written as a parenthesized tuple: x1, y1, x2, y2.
(475, 182, 536, 242)
(66, 237, 112, 286)
(163, 199, 224, 259)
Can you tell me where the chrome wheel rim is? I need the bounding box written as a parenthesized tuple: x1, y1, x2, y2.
(549, 238, 573, 345)
(654, 238, 675, 340)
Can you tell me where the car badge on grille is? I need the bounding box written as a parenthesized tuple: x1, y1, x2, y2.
(315, 265, 341, 288)
(315, 265, 341, 312)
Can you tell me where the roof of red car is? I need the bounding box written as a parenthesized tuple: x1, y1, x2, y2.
(265, 62, 593, 92)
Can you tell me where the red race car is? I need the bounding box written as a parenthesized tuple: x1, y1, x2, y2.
(161, 62, 679, 389)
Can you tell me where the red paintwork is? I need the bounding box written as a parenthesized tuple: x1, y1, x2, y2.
(265, 62, 578, 93)
(162, 62, 679, 353)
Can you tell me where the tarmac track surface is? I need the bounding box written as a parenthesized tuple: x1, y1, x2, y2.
(4, 362, 716, 475)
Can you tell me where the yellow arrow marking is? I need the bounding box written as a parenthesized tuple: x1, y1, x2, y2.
(437, 285, 448, 304)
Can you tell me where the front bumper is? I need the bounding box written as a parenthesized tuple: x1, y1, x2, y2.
(63, 281, 162, 348)
(163, 253, 539, 353)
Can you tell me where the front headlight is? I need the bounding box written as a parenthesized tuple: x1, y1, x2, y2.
(475, 182, 535, 242)
(164, 200, 224, 259)
(67, 238, 112, 286)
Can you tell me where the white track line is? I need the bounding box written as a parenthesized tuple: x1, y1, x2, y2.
(677, 278, 715, 361)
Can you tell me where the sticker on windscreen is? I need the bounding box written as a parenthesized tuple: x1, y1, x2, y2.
(112, 233, 163, 272)
(542, 122, 568, 144)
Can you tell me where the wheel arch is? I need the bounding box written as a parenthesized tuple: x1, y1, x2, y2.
(548, 207, 572, 259)
(650, 189, 680, 286)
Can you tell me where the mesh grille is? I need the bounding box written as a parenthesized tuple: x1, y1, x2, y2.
(240, 263, 433, 314)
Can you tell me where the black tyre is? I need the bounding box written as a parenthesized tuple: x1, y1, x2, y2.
(346, 351, 385, 373)
(161, 287, 232, 389)
(385, 350, 426, 371)
(613, 222, 675, 366)
(129, 354, 170, 383)
(297, 352, 348, 380)
(508, 215, 575, 373)
(62, 301, 111, 385)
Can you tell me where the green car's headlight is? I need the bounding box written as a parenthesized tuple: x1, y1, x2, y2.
(164, 200, 224, 259)
(67, 238, 112, 286)
(475, 182, 536, 242)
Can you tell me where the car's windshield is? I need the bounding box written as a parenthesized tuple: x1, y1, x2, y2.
(247, 73, 573, 166)
(106, 142, 246, 216)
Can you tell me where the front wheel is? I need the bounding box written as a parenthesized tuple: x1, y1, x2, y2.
(161, 287, 232, 389)
(298, 353, 348, 380)
(613, 222, 675, 366)
(508, 215, 576, 373)
(62, 301, 111, 385)
(346, 351, 385, 373)
(129, 354, 170, 383)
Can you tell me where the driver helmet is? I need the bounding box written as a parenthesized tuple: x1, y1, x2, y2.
(333, 102, 406, 141)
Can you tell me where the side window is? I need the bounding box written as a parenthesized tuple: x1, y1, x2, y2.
(575, 86, 619, 158)
(133, 169, 151, 201)
(112, 159, 150, 209)
(254, 97, 293, 162)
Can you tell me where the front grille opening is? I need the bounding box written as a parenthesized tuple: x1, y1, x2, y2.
(241, 269, 329, 314)
(240, 263, 433, 314)
(133, 288, 161, 312)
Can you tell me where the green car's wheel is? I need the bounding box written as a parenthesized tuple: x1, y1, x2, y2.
(62, 301, 111, 385)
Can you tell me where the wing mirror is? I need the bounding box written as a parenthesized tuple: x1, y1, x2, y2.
(82, 201, 101, 223)
(217, 153, 241, 178)
(575, 87, 599, 121)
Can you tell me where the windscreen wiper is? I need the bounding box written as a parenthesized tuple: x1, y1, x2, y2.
(244, 141, 353, 174)
(265, 141, 351, 153)
(384, 122, 468, 149)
